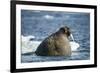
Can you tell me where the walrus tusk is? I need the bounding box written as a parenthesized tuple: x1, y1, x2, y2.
(70, 34, 75, 42)
(70, 34, 80, 51)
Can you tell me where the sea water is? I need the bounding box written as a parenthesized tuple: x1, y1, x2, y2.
(21, 10, 90, 63)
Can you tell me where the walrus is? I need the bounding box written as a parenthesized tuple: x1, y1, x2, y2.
(35, 26, 71, 56)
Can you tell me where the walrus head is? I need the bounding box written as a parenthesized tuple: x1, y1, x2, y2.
(59, 26, 71, 37)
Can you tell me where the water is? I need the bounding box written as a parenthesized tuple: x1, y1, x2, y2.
(21, 10, 90, 63)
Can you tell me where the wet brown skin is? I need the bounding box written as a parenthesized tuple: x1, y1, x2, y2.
(35, 26, 72, 56)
